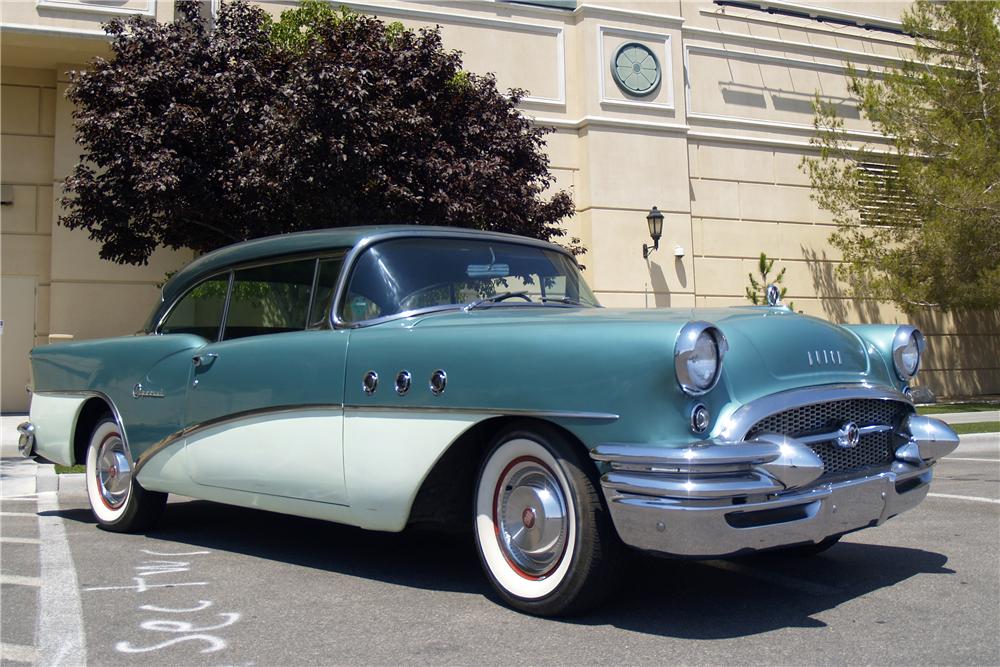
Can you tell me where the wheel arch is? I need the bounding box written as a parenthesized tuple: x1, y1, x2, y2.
(72, 396, 117, 466)
(406, 415, 594, 531)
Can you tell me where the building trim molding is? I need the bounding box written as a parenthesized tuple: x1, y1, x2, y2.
(682, 25, 907, 67)
(0, 22, 108, 39)
(697, 8, 911, 49)
(530, 114, 690, 134)
(35, 0, 155, 17)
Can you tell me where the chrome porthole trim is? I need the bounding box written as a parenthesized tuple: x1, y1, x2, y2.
(891, 325, 925, 381)
(362, 371, 379, 395)
(395, 370, 411, 396)
(673, 321, 728, 396)
(429, 369, 447, 396)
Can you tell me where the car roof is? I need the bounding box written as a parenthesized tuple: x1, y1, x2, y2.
(151, 225, 567, 328)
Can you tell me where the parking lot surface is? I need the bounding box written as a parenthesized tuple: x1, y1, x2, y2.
(2, 432, 998, 666)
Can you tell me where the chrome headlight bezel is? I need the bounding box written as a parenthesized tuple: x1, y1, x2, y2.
(891, 325, 926, 381)
(674, 321, 728, 396)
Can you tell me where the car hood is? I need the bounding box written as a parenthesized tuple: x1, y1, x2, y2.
(407, 305, 876, 400)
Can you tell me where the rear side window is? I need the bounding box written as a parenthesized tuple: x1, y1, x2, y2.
(223, 259, 316, 340)
(159, 275, 230, 340)
(308, 256, 344, 329)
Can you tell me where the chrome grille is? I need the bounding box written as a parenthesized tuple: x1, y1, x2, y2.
(745, 399, 911, 477)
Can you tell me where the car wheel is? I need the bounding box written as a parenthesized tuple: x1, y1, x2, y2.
(85, 417, 166, 532)
(474, 422, 621, 616)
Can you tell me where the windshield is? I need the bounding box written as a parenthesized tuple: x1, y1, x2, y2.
(339, 237, 599, 323)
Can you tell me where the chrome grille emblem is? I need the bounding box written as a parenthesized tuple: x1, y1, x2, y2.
(835, 421, 861, 449)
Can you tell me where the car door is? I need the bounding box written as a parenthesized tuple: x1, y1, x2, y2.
(182, 255, 350, 505)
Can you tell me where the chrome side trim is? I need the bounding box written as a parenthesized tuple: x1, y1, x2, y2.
(132, 403, 345, 475)
(717, 383, 911, 441)
(343, 405, 620, 421)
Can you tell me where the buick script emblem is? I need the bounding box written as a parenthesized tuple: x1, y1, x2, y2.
(835, 421, 861, 449)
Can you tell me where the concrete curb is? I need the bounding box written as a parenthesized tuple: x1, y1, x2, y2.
(36, 464, 58, 493)
(58, 473, 87, 495)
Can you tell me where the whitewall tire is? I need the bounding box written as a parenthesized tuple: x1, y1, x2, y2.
(85, 417, 166, 532)
(474, 422, 622, 616)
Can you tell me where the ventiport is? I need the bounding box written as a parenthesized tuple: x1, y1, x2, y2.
(591, 388, 959, 558)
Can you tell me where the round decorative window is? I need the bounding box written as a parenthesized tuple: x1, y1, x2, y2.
(611, 42, 661, 97)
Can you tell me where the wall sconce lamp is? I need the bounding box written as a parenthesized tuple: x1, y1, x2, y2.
(642, 206, 664, 259)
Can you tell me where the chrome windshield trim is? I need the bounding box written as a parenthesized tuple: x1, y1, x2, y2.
(329, 231, 591, 330)
(717, 383, 912, 442)
(343, 404, 619, 421)
(133, 403, 345, 475)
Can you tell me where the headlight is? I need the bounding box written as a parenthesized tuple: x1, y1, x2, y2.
(891, 325, 925, 381)
(674, 321, 728, 395)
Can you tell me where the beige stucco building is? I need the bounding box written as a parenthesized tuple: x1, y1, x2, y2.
(1, 0, 997, 412)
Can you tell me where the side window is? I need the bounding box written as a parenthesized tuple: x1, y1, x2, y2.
(308, 256, 344, 329)
(159, 274, 230, 340)
(222, 259, 315, 340)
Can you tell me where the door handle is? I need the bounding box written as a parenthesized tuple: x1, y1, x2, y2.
(192, 353, 219, 368)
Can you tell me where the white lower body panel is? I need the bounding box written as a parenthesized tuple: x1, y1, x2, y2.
(27, 393, 87, 466)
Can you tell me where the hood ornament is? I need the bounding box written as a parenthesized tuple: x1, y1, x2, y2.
(766, 284, 782, 307)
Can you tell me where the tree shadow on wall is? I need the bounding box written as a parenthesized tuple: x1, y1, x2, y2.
(802, 247, 882, 323)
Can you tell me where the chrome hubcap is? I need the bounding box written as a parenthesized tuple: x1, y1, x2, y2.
(495, 460, 568, 577)
(97, 435, 131, 510)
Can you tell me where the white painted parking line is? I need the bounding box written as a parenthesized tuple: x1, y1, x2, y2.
(928, 493, 1000, 505)
(942, 457, 1000, 463)
(0, 536, 42, 545)
(0, 511, 38, 517)
(701, 559, 841, 596)
(0, 574, 42, 587)
(36, 491, 87, 666)
(0, 642, 38, 663)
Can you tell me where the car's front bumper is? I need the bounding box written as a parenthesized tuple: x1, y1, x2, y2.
(591, 412, 958, 558)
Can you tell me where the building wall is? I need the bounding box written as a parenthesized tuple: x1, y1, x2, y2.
(0, 0, 996, 410)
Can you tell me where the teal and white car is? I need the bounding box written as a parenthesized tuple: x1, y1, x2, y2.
(19, 226, 959, 616)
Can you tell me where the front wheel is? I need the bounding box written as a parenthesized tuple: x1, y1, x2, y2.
(85, 417, 166, 532)
(474, 423, 621, 616)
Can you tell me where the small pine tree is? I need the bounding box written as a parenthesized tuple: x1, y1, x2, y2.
(745, 252, 792, 308)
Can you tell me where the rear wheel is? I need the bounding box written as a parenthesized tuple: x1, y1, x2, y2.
(474, 422, 621, 616)
(85, 417, 166, 532)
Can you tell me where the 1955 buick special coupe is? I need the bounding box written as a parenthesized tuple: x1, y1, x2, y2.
(19, 226, 959, 615)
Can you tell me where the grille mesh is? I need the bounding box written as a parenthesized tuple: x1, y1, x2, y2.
(745, 399, 910, 477)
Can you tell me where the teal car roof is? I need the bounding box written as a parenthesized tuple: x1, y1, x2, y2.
(149, 225, 566, 330)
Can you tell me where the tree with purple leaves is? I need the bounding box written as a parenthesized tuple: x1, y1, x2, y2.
(62, 0, 577, 265)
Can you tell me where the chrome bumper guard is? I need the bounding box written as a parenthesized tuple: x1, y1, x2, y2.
(591, 414, 958, 558)
(17, 422, 36, 458)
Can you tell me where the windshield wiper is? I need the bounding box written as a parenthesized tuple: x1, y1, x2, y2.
(540, 296, 584, 306)
(465, 291, 532, 311)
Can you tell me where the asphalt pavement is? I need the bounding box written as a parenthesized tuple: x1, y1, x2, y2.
(1, 422, 998, 666)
